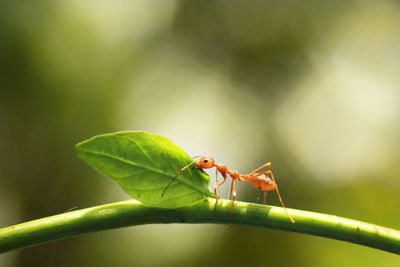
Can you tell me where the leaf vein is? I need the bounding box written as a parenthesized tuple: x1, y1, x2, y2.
(120, 136, 154, 164)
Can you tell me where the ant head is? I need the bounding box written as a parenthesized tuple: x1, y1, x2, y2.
(194, 156, 215, 169)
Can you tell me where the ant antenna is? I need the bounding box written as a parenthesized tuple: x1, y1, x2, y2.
(269, 173, 295, 223)
(161, 156, 202, 197)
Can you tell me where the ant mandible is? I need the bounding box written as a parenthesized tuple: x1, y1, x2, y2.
(161, 156, 295, 223)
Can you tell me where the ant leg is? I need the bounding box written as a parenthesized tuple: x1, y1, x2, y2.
(213, 168, 219, 214)
(212, 170, 226, 215)
(230, 179, 237, 214)
(263, 191, 267, 205)
(228, 180, 233, 200)
(249, 162, 271, 175)
(214, 168, 219, 197)
(257, 170, 295, 223)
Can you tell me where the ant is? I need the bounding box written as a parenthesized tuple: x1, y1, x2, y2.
(161, 156, 295, 223)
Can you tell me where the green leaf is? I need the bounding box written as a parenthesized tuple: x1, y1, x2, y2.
(76, 131, 213, 208)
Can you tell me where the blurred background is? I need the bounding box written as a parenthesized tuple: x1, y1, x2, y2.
(1, 0, 400, 266)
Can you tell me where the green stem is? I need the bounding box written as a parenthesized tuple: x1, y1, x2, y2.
(0, 198, 399, 254)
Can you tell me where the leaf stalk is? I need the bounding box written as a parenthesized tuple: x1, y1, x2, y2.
(0, 198, 399, 254)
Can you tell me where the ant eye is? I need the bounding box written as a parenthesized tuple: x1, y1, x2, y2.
(203, 159, 208, 163)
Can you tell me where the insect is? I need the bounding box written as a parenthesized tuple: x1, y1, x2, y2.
(161, 156, 295, 223)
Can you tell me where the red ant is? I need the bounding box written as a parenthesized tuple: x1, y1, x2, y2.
(161, 156, 295, 223)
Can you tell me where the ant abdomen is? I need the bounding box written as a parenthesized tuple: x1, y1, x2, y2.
(250, 175, 276, 191)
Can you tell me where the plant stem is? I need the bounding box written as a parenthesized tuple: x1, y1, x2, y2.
(0, 198, 399, 254)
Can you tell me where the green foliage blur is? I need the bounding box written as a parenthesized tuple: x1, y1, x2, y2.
(1, 0, 399, 266)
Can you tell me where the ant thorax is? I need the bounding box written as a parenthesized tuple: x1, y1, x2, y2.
(216, 164, 228, 176)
